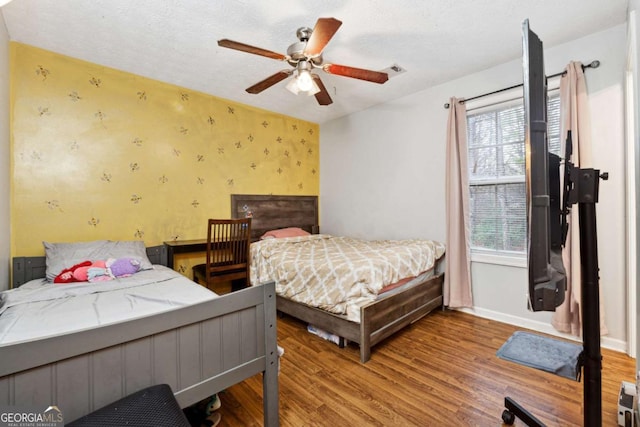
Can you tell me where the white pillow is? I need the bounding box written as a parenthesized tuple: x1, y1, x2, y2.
(44, 240, 154, 282)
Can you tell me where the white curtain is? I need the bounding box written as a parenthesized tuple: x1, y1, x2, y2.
(444, 97, 473, 308)
(551, 62, 608, 336)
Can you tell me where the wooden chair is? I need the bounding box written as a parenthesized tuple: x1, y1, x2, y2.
(192, 218, 252, 293)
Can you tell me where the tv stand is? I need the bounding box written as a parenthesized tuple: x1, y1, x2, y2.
(502, 166, 607, 427)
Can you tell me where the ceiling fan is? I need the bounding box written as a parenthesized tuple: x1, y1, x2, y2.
(217, 17, 389, 106)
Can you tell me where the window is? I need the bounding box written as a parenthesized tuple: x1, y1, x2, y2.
(467, 93, 560, 256)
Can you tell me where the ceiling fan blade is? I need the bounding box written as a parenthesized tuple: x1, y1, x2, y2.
(246, 70, 293, 94)
(312, 74, 333, 105)
(218, 39, 287, 61)
(323, 63, 389, 84)
(304, 17, 342, 57)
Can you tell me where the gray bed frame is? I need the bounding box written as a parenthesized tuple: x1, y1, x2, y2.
(2, 245, 280, 425)
(231, 194, 444, 363)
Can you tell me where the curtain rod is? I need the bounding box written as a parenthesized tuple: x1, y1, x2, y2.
(443, 60, 600, 109)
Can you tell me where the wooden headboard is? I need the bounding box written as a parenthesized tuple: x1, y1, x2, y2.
(12, 245, 168, 288)
(231, 194, 319, 241)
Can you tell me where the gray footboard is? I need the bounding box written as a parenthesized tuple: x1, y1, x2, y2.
(0, 282, 279, 426)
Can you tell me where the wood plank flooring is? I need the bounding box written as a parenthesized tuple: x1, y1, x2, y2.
(213, 309, 635, 426)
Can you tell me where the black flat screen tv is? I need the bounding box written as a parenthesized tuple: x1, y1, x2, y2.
(522, 19, 566, 311)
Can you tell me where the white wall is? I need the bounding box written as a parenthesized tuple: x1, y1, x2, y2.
(0, 10, 10, 291)
(321, 24, 629, 351)
(628, 0, 640, 366)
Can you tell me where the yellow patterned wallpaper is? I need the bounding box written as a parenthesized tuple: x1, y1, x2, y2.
(10, 42, 319, 274)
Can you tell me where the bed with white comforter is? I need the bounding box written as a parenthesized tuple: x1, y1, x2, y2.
(0, 265, 217, 345)
(1, 247, 279, 425)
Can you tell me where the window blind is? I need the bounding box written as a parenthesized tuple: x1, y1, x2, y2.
(467, 94, 560, 255)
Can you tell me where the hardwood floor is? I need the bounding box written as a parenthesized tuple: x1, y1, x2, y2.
(213, 310, 635, 426)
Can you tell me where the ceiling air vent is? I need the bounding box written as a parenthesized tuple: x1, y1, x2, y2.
(380, 64, 406, 78)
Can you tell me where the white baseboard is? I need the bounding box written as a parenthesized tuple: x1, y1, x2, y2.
(457, 306, 628, 354)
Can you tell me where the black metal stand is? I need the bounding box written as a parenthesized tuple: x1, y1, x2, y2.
(502, 167, 606, 426)
(503, 397, 546, 426)
(576, 168, 604, 427)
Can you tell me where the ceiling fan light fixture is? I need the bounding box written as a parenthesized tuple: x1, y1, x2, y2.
(286, 70, 320, 96)
(285, 77, 301, 95)
(296, 69, 314, 91)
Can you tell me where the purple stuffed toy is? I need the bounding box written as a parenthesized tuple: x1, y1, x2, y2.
(107, 257, 141, 278)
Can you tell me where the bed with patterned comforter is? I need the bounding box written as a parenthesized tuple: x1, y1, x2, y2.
(250, 234, 445, 322)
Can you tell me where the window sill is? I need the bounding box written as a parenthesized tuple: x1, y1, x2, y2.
(470, 252, 526, 268)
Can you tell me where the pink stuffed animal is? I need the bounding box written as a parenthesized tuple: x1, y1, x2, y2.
(74, 260, 107, 282)
(54, 260, 106, 283)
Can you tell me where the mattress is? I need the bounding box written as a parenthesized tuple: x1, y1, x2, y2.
(0, 265, 218, 345)
(250, 234, 445, 322)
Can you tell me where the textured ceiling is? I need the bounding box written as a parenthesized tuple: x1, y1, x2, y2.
(1, 0, 629, 124)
